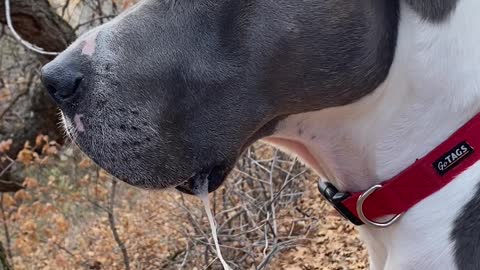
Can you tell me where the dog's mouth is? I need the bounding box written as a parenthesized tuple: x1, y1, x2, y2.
(175, 120, 279, 195)
(62, 113, 235, 194)
(175, 164, 231, 195)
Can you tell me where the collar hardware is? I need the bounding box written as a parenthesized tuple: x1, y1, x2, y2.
(317, 112, 480, 227)
(356, 184, 402, 227)
(318, 181, 363, 225)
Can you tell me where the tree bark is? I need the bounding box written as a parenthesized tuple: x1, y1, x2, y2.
(0, 0, 76, 153)
(0, 0, 76, 189)
(0, 0, 76, 59)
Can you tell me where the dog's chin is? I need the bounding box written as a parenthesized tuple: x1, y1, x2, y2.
(61, 113, 235, 194)
(175, 165, 230, 195)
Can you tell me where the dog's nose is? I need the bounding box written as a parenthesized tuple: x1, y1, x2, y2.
(41, 61, 84, 103)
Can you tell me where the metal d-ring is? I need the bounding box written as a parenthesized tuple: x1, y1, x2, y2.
(356, 184, 402, 228)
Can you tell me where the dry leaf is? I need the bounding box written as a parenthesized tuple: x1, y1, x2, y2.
(2, 193, 16, 207)
(17, 148, 34, 164)
(78, 158, 92, 168)
(23, 177, 39, 189)
(35, 134, 49, 148)
(54, 215, 70, 234)
(0, 87, 11, 102)
(14, 190, 32, 202)
(0, 139, 13, 153)
(20, 219, 37, 232)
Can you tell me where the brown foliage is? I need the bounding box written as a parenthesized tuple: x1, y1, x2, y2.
(0, 138, 367, 269)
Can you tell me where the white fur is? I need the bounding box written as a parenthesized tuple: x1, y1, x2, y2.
(73, 114, 86, 132)
(264, 1, 480, 269)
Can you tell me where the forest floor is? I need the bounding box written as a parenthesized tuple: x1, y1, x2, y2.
(1, 139, 368, 270)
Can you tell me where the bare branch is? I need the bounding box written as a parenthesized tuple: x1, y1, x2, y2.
(0, 194, 13, 269)
(107, 180, 131, 270)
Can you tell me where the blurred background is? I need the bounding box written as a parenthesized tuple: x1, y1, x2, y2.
(0, 1, 367, 269)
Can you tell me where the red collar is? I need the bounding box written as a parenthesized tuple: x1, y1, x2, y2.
(319, 113, 480, 226)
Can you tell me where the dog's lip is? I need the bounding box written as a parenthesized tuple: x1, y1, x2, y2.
(175, 165, 230, 195)
(176, 119, 277, 195)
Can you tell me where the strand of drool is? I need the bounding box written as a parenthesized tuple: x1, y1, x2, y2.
(197, 181, 232, 270)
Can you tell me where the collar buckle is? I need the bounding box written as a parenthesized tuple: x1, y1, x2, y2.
(356, 184, 402, 227)
(318, 181, 363, 225)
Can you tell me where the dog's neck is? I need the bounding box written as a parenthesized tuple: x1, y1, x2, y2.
(266, 0, 480, 268)
(268, 0, 480, 192)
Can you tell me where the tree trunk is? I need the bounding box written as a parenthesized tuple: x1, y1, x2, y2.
(0, 0, 76, 189)
(0, 0, 76, 58)
(0, 0, 76, 146)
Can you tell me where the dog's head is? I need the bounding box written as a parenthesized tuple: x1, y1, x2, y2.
(41, 0, 398, 194)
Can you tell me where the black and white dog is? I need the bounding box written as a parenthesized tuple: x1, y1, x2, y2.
(41, 0, 480, 269)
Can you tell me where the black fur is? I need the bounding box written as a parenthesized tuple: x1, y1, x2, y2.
(452, 182, 480, 269)
(405, 0, 459, 22)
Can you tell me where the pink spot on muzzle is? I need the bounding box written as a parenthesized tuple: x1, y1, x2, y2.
(81, 31, 99, 56)
(74, 114, 86, 132)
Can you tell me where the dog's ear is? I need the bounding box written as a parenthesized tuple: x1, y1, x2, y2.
(404, 0, 458, 22)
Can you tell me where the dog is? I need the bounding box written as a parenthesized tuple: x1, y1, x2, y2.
(41, 0, 480, 269)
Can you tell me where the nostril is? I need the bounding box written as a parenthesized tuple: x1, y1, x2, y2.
(41, 68, 84, 103)
(41, 55, 86, 104)
(74, 75, 83, 90)
(45, 83, 58, 97)
(58, 74, 84, 99)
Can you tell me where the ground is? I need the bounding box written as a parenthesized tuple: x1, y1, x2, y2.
(0, 139, 368, 269)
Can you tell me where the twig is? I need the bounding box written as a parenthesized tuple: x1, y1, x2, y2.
(268, 149, 278, 244)
(72, 15, 116, 32)
(0, 240, 12, 270)
(0, 72, 35, 121)
(111, 0, 119, 15)
(169, 143, 311, 268)
(202, 257, 218, 270)
(0, 156, 14, 178)
(107, 180, 130, 270)
(38, 238, 90, 268)
(61, 0, 71, 17)
(179, 241, 190, 269)
(0, 194, 13, 269)
(0, 86, 27, 122)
